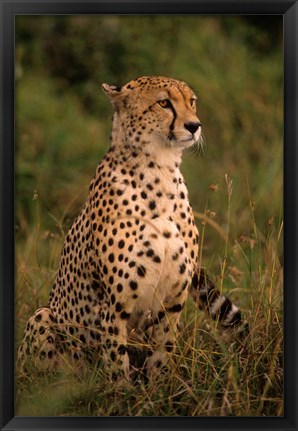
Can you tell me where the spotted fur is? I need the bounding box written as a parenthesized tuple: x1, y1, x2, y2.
(18, 76, 245, 380)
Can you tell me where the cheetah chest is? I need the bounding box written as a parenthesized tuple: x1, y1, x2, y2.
(96, 189, 198, 324)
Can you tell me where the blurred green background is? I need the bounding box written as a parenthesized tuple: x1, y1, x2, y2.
(15, 15, 283, 271)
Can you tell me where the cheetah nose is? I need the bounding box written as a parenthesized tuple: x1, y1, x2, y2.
(184, 122, 201, 134)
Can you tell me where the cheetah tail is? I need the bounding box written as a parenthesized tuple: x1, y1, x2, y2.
(190, 268, 249, 334)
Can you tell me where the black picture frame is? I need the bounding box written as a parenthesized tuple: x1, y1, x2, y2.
(0, 0, 297, 430)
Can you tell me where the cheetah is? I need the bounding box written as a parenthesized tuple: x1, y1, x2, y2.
(18, 76, 246, 380)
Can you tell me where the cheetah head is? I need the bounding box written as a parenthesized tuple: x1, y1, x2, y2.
(102, 76, 202, 154)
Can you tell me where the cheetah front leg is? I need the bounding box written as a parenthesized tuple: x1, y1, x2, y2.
(144, 294, 187, 378)
(99, 301, 132, 382)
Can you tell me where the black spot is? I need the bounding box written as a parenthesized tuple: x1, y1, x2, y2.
(166, 342, 174, 352)
(102, 265, 108, 275)
(39, 326, 45, 335)
(115, 302, 123, 312)
(137, 265, 146, 277)
(47, 336, 54, 344)
(118, 254, 124, 262)
(149, 201, 156, 210)
(179, 263, 186, 274)
(118, 344, 127, 355)
(118, 240, 125, 249)
(108, 253, 115, 263)
(167, 303, 184, 313)
(153, 311, 165, 325)
(130, 280, 138, 290)
(120, 311, 131, 320)
(156, 360, 162, 368)
(181, 280, 188, 291)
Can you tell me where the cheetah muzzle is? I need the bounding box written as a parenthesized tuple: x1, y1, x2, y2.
(18, 76, 246, 381)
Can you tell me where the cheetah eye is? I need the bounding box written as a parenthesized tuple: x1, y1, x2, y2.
(158, 99, 171, 109)
(190, 98, 197, 108)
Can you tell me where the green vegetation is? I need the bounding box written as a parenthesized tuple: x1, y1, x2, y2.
(15, 16, 283, 416)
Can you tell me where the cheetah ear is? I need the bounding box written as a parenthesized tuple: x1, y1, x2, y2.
(102, 83, 122, 100)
